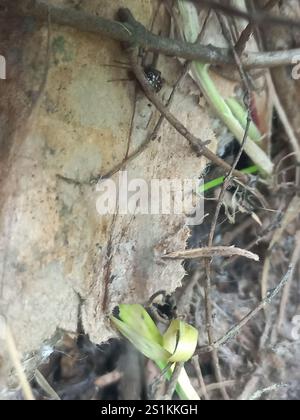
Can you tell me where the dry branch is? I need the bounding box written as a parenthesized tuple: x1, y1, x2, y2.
(201, 22, 253, 398)
(6, 0, 300, 69)
(197, 265, 295, 355)
(163, 246, 259, 261)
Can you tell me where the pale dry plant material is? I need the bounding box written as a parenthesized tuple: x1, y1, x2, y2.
(248, 383, 287, 400)
(35, 370, 60, 400)
(6, 326, 35, 400)
(163, 246, 259, 261)
(191, 356, 208, 400)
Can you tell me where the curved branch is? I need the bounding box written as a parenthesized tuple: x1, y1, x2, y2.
(7, 0, 300, 69)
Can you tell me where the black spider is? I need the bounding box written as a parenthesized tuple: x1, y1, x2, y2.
(144, 66, 163, 93)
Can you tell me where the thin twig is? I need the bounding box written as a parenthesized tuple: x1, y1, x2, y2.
(203, 263, 230, 399)
(197, 0, 300, 30)
(238, 371, 261, 400)
(197, 265, 295, 355)
(202, 15, 253, 399)
(215, 266, 293, 348)
(163, 246, 259, 261)
(204, 380, 236, 394)
(163, 362, 184, 400)
(248, 383, 288, 400)
(235, 0, 280, 55)
(207, 15, 253, 252)
(192, 356, 209, 400)
(7, 1, 300, 69)
(223, 211, 283, 268)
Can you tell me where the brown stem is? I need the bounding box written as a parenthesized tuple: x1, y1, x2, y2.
(197, 265, 294, 355)
(5, 0, 300, 69)
(235, 0, 280, 55)
(202, 15, 254, 399)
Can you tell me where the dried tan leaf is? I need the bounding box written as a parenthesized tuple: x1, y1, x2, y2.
(163, 246, 259, 261)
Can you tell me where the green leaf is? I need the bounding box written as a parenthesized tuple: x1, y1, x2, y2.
(163, 319, 198, 363)
(118, 304, 163, 344)
(111, 304, 201, 400)
(111, 315, 170, 362)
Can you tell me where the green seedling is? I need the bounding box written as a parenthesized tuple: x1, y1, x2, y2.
(111, 304, 200, 400)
